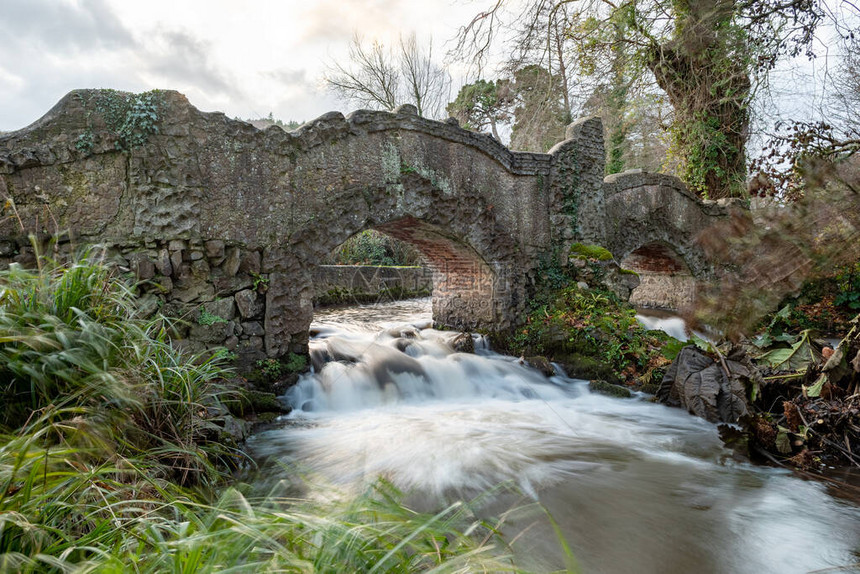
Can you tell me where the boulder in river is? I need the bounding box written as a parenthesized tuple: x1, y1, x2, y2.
(657, 346, 750, 423)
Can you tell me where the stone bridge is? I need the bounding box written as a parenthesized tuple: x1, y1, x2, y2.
(0, 89, 735, 362)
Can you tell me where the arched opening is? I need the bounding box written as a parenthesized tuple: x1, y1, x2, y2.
(309, 216, 498, 331)
(621, 242, 696, 310)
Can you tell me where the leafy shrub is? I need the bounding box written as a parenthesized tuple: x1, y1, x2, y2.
(327, 230, 423, 266)
(834, 261, 860, 310)
(510, 287, 676, 385)
(256, 358, 284, 380)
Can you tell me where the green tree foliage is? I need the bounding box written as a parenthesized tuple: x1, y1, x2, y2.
(327, 230, 424, 266)
(446, 67, 571, 152)
(510, 64, 569, 151)
(446, 79, 514, 139)
(456, 0, 827, 198)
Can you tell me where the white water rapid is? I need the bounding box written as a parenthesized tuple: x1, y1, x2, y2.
(250, 298, 860, 574)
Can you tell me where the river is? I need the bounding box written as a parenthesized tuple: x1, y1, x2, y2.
(249, 297, 860, 574)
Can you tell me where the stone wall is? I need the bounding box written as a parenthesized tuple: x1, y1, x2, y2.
(312, 265, 432, 306)
(628, 274, 697, 310)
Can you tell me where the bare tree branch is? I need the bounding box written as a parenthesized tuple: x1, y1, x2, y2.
(325, 34, 450, 118)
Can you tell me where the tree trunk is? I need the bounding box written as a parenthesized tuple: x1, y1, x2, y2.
(648, 0, 750, 199)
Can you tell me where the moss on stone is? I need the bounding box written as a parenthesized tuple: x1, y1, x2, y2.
(569, 243, 613, 261)
(619, 267, 640, 277)
(557, 353, 620, 383)
(505, 284, 677, 389)
(589, 379, 632, 398)
(228, 390, 286, 416)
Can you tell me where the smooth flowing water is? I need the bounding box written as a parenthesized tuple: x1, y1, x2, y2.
(250, 298, 860, 574)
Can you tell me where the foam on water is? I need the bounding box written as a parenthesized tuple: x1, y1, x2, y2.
(250, 298, 860, 574)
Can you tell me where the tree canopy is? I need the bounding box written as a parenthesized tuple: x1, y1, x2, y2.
(454, 0, 840, 199)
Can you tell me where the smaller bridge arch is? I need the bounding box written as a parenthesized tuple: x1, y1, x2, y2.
(600, 171, 740, 309)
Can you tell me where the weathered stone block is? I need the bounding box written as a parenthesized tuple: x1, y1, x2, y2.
(203, 297, 236, 321)
(170, 250, 183, 276)
(153, 275, 173, 293)
(205, 239, 225, 259)
(131, 255, 156, 280)
(241, 321, 265, 336)
(238, 250, 261, 275)
(222, 247, 241, 276)
(190, 321, 232, 344)
(155, 248, 172, 276)
(191, 259, 210, 277)
(172, 279, 214, 303)
(235, 288, 262, 319)
(213, 274, 253, 294)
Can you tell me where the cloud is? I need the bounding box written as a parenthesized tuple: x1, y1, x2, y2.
(263, 68, 309, 86)
(0, 0, 136, 53)
(144, 30, 241, 99)
(297, 0, 402, 43)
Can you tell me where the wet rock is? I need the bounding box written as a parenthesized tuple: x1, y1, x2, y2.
(451, 332, 475, 353)
(557, 353, 619, 383)
(525, 355, 555, 377)
(219, 415, 247, 443)
(589, 379, 632, 398)
(227, 390, 288, 416)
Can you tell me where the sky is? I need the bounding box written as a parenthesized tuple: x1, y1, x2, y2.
(0, 0, 485, 131)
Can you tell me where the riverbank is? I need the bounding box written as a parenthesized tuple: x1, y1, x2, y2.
(259, 296, 860, 573)
(0, 258, 515, 572)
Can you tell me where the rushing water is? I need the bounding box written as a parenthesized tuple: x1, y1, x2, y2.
(250, 298, 860, 574)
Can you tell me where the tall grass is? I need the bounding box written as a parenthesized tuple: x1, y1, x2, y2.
(0, 251, 520, 573)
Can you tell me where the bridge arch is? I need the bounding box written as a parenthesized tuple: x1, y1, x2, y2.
(262, 166, 527, 356)
(598, 170, 741, 308)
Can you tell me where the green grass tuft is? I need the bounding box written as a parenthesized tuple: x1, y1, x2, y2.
(0, 248, 530, 572)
